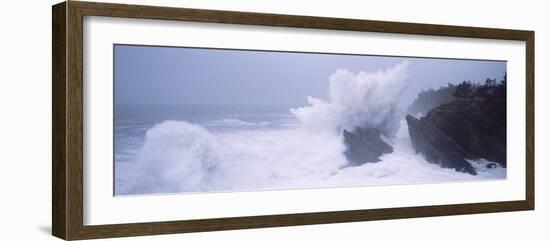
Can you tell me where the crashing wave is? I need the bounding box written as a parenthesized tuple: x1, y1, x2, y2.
(290, 61, 409, 137)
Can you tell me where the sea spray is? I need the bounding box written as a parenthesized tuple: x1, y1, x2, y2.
(115, 62, 506, 195)
(116, 119, 505, 195)
(127, 121, 219, 194)
(290, 61, 409, 136)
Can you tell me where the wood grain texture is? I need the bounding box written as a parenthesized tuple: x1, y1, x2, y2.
(51, 1, 535, 240)
(52, 2, 67, 239)
(66, 1, 85, 240)
(525, 32, 535, 209)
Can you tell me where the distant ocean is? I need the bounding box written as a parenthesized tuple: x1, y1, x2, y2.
(114, 102, 505, 196)
(114, 104, 298, 163)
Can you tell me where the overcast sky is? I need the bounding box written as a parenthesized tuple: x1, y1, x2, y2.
(114, 44, 506, 107)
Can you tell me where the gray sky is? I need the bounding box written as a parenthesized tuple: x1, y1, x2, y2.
(114, 45, 506, 107)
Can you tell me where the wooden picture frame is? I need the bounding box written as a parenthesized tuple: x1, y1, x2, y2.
(52, 1, 534, 240)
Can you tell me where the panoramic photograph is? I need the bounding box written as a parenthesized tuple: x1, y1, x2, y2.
(114, 44, 507, 196)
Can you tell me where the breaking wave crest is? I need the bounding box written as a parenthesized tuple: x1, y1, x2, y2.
(290, 61, 409, 136)
(122, 121, 220, 194)
(115, 62, 505, 195)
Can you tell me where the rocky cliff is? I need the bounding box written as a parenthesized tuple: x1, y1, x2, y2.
(343, 127, 393, 166)
(406, 80, 506, 175)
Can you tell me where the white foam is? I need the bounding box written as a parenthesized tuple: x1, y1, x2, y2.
(290, 61, 409, 136)
(116, 118, 505, 195)
(119, 121, 220, 194)
(115, 62, 505, 195)
(208, 118, 265, 127)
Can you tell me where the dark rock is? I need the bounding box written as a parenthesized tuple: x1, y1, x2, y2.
(406, 115, 477, 174)
(486, 163, 498, 169)
(343, 127, 393, 166)
(406, 81, 506, 175)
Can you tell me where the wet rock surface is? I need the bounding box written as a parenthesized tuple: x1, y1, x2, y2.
(406, 81, 506, 175)
(343, 127, 393, 166)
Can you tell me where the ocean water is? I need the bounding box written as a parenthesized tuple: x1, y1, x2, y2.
(114, 62, 506, 196)
(114, 107, 505, 195)
(114, 104, 298, 164)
